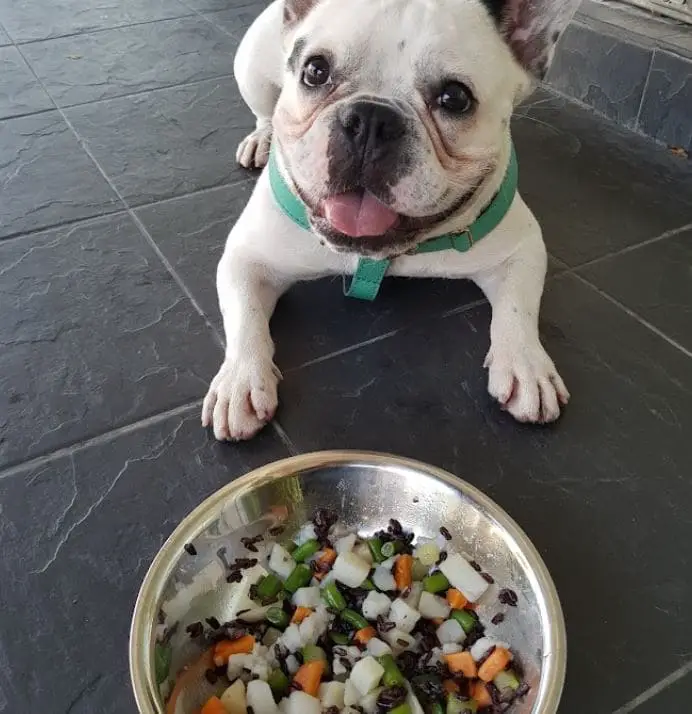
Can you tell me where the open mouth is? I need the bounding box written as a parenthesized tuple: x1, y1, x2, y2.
(321, 189, 401, 238)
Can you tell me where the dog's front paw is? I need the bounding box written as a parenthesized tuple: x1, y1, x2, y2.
(201, 356, 281, 441)
(484, 340, 569, 424)
(236, 121, 272, 169)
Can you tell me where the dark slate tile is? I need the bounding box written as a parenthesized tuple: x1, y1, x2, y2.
(0, 46, 53, 119)
(513, 89, 692, 266)
(135, 183, 485, 370)
(578, 228, 692, 353)
(277, 273, 692, 714)
(638, 50, 692, 156)
(0, 110, 121, 239)
(633, 666, 692, 714)
(0, 213, 223, 469)
(205, 0, 268, 38)
(0, 407, 288, 714)
(66, 78, 254, 207)
(0, 0, 193, 43)
(21, 16, 238, 108)
(183, 0, 263, 13)
(547, 21, 652, 129)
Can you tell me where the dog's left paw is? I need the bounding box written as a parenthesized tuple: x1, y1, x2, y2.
(236, 120, 272, 169)
(484, 341, 569, 424)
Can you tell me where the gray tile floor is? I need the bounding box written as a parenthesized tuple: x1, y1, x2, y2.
(0, 2, 691, 713)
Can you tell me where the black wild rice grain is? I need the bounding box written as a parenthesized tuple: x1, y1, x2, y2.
(388, 519, 403, 535)
(247, 707, 255, 714)
(491, 613, 505, 625)
(204, 668, 218, 684)
(226, 571, 243, 583)
(439, 526, 452, 541)
(437, 551, 448, 563)
(482, 572, 495, 584)
(157, 610, 166, 625)
(332, 646, 348, 657)
(515, 682, 530, 698)
(269, 525, 285, 536)
(498, 588, 518, 607)
(397, 638, 409, 647)
(377, 615, 395, 633)
(325, 708, 340, 714)
(184, 543, 197, 556)
(206, 616, 221, 629)
(377, 685, 407, 710)
(186, 621, 204, 638)
(469, 560, 482, 572)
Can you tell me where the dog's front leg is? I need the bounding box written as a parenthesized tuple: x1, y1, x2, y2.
(473, 230, 569, 424)
(202, 246, 288, 441)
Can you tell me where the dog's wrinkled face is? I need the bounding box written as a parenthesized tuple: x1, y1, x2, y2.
(273, 0, 533, 257)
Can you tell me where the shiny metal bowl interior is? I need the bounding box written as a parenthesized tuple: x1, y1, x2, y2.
(130, 451, 566, 714)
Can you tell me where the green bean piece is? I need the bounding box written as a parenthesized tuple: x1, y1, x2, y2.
(267, 668, 289, 697)
(340, 608, 369, 631)
(389, 704, 412, 714)
(284, 563, 313, 593)
(322, 582, 347, 611)
(265, 606, 290, 630)
(377, 654, 406, 688)
(368, 537, 386, 563)
(257, 573, 283, 600)
(450, 609, 477, 634)
(381, 541, 401, 559)
(422, 572, 450, 593)
(430, 703, 445, 714)
(361, 578, 375, 590)
(284, 541, 297, 553)
(446, 694, 478, 714)
(329, 631, 350, 645)
(411, 559, 429, 582)
(292, 539, 320, 563)
(493, 669, 521, 692)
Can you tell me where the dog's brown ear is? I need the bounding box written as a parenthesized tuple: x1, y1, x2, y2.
(283, 0, 319, 27)
(497, 0, 580, 78)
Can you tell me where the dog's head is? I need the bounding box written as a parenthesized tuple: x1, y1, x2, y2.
(273, 0, 578, 257)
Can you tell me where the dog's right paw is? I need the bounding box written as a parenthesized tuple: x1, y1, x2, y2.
(201, 356, 281, 441)
(236, 121, 272, 169)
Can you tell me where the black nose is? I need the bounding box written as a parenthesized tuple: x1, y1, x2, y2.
(338, 100, 406, 158)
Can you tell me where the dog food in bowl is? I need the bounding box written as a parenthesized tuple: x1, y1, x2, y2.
(173, 509, 529, 714)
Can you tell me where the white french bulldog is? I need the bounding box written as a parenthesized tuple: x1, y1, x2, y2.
(202, 0, 578, 441)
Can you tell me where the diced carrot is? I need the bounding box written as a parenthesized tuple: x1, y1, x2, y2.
(442, 679, 460, 694)
(444, 651, 478, 678)
(354, 626, 376, 645)
(446, 588, 468, 610)
(478, 647, 512, 682)
(291, 606, 313, 624)
(213, 635, 255, 666)
(471, 681, 493, 708)
(200, 696, 228, 714)
(293, 660, 325, 697)
(313, 548, 337, 580)
(394, 554, 413, 590)
(166, 648, 215, 714)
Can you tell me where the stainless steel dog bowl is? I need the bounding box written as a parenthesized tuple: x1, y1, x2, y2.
(130, 451, 566, 714)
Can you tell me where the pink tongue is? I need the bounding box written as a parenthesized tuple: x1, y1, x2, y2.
(323, 191, 399, 238)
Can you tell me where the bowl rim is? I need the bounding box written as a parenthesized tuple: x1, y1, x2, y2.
(129, 450, 566, 714)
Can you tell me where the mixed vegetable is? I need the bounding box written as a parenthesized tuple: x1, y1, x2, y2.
(172, 510, 528, 714)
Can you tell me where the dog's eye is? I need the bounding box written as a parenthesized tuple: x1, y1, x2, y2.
(302, 55, 331, 88)
(437, 81, 473, 115)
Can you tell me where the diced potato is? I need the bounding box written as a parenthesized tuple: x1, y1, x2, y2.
(362, 591, 391, 620)
(359, 686, 383, 714)
(436, 619, 466, 645)
(285, 691, 320, 714)
(292, 587, 321, 609)
(335, 533, 357, 554)
(246, 680, 279, 714)
(389, 598, 421, 634)
(344, 678, 360, 707)
(382, 628, 416, 655)
(366, 638, 392, 657)
(220, 679, 247, 714)
(372, 567, 396, 592)
(319, 681, 345, 709)
(350, 656, 385, 696)
(269, 544, 296, 580)
(333, 552, 371, 588)
(438, 553, 489, 603)
(418, 591, 451, 620)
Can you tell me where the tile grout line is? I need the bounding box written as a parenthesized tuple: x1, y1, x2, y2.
(4, 12, 199, 47)
(0, 176, 256, 245)
(569, 221, 692, 272)
(611, 659, 692, 714)
(0, 400, 202, 481)
(573, 272, 692, 359)
(10, 39, 229, 350)
(633, 47, 656, 132)
(178, 2, 244, 42)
